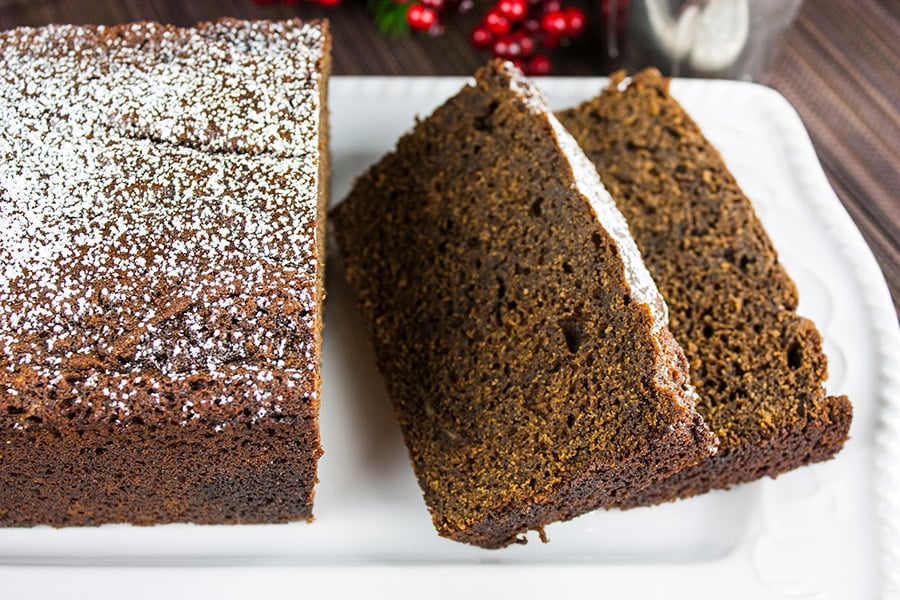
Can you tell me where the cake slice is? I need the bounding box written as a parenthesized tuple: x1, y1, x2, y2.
(0, 18, 331, 526)
(331, 60, 716, 548)
(557, 69, 853, 506)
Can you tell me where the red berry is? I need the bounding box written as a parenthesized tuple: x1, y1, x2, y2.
(470, 24, 494, 49)
(492, 36, 511, 58)
(541, 11, 567, 35)
(484, 9, 512, 35)
(407, 4, 438, 30)
(563, 7, 585, 35)
(508, 38, 524, 57)
(517, 34, 535, 56)
(522, 18, 541, 34)
(510, 58, 526, 71)
(542, 0, 562, 14)
(422, 0, 445, 10)
(315, 0, 342, 6)
(528, 54, 552, 75)
(497, 0, 528, 21)
(540, 33, 559, 49)
(493, 34, 524, 58)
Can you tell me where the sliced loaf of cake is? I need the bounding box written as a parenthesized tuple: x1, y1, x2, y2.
(0, 18, 330, 526)
(331, 60, 716, 548)
(557, 69, 852, 506)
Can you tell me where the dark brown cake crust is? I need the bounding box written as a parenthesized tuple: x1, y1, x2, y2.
(332, 61, 715, 548)
(1, 372, 320, 526)
(557, 69, 852, 506)
(0, 19, 331, 526)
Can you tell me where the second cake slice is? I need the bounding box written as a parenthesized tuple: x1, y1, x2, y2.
(556, 69, 852, 506)
(331, 60, 716, 548)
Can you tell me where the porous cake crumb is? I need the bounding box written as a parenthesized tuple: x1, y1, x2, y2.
(557, 69, 852, 505)
(332, 60, 716, 548)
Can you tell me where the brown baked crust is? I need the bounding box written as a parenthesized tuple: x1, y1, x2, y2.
(0, 371, 320, 526)
(557, 69, 852, 506)
(0, 19, 331, 526)
(331, 60, 715, 548)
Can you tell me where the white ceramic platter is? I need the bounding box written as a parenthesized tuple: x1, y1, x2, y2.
(2, 76, 898, 600)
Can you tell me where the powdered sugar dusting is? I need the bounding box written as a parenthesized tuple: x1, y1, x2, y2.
(498, 60, 668, 330)
(497, 60, 547, 114)
(0, 19, 326, 420)
(546, 113, 669, 331)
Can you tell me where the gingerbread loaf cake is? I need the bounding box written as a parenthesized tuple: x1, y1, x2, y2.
(0, 18, 331, 526)
(557, 69, 852, 506)
(331, 60, 716, 548)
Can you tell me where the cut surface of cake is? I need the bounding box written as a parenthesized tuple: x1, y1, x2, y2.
(331, 60, 716, 549)
(0, 18, 331, 526)
(557, 69, 852, 506)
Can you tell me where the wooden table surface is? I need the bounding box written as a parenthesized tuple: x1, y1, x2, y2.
(1, 0, 897, 318)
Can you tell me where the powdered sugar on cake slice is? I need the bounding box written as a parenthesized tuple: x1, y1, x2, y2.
(499, 60, 668, 331)
(0, 20, 327, 420)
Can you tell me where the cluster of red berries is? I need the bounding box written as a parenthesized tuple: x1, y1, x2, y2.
(253, 0, 587, 75)
(470, 0, 585, 75)
(404, 0, 586, 73)
(406, 0, 475, 36)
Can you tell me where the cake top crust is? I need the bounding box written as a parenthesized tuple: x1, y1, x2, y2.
(0, 19, 327, 417)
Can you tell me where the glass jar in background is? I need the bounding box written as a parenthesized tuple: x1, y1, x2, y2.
(603, 0, 804, 80)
